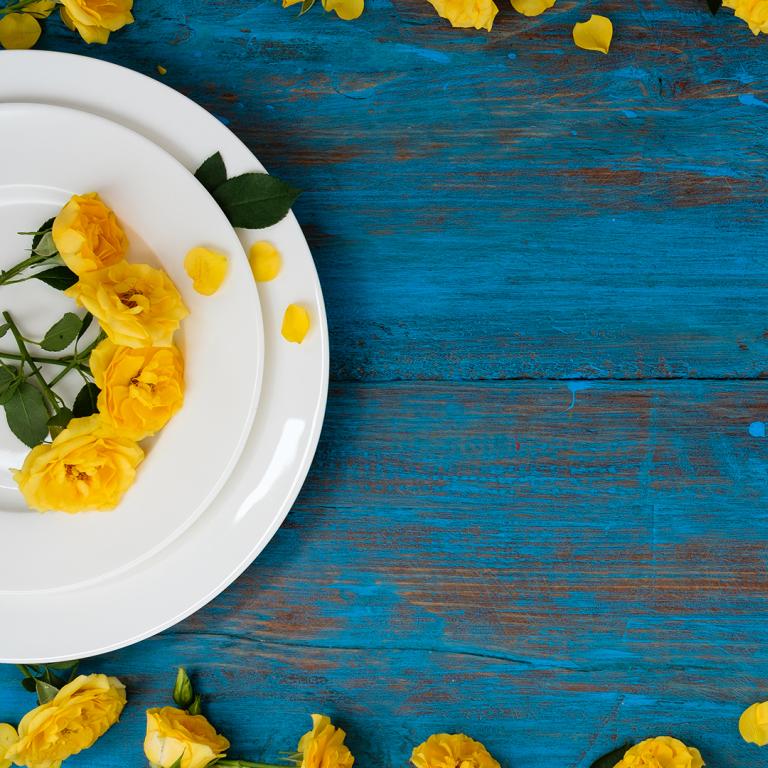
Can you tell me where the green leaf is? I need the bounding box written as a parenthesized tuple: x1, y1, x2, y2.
(0, 367, 20, 405)
(72, 382, 100, 418)
(40, 313, 81, 352)
(34, 267, 78, 291)
(0, 323, 9, 339)
(168, 755, 184, 768)
(188, 693, 202, 716)
(35, 679, 58, 705)
(212, 173, 300, 229)
(46, 659, 80, 670)
(21, 677, 37, 693)
(590, 744, 631, 768)
(31, 217, 55, 252)
(195, 152, 227, 194)
(33, 231, 58, 259)
(5, 383, 49, 448)
(299, 0, 316, 14)
(47, 408, 73, 439)
(77, 313, 93, 342)
(173, 667, 195, 710)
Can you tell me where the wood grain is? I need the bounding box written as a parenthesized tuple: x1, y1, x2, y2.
(2, 0, 768, 766)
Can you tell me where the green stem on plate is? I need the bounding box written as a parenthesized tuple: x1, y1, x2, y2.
(0, 350, 87, 369)
(0, 252, 48, 285)
(46, 333, 101, 388)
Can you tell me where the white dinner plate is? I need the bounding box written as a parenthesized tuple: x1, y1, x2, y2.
(0, 103, 263, 594)
(0, 52, 328, 662)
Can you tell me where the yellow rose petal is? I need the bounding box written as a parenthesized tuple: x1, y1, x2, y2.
(0, 13, 41, 49)
(296, 715, 354, 768)
(24, 0, 56, 18)
(145, 708, 229, 768)
(322, 0, 364, 20)
(724, 0, 768, 35)
(59, 0, 133, 44)
(510, 0, 554, 16)
(0, 723, 18, 768)
(249, 241, 282, 282)
(613, 737, 704, 768)
(573, 14, 613, 54)
(428, 0, 498, 30)
(184, 246, 229, 296)
(282, 304, 310, 344)
(740, 701, 768, 746)
(412, 733, 500, 768)
(156, 64, 167, 75)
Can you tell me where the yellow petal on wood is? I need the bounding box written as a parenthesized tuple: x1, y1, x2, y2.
(184, 246, 228, 296)
(0, 13, 41, 49)
(572, 14, 613, 53)
(281, 304, 311, 343)
(249, 241, 282, 282)
(322, 0, 364, 20)
(0, 723, 18, 768)
(740, 702, 768, 746)
(510, 0, 554, 17)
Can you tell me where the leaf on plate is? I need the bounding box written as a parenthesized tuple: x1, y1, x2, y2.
(0, 323, 9, 339)
(30, 216, 55, 252)
(0, 367, 20, 405)
(5, 382, 49, 448)
(72, 382, 100, 418)
(34, 266, 78, 291)
(76, 312, 93, 342)
(590, 744, 631, 768)
(195, 152, 227, 194)
(212, 172, 301, 229)
(35, 680, 58, 706)
(33, 231, 58, 259)
(40, 312, 82, 352)
(47, 408, 73, 439)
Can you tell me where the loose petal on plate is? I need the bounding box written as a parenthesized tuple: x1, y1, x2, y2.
(184, 246, 229, 296)
(510, 0, 555, 17)
(0, 13, 41, 49)
(428, 0, 498, 30)
(249, 241, 282, 282)
(740, 701, 768, 746)
(572, 14, 613, 53)
(322, 0, 364, 20)
(282, 304, 311, 344)
(0, 723, 18, 768)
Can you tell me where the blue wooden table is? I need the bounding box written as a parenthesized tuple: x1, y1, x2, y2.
(2, 2, 768, 766)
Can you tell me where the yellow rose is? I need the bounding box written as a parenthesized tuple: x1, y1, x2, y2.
(59, 0, 133, 44)
(66, 262, 189, 349)
(52, 193, 128, 275)
(723, 0, 768, 34)
(0, 723, 18, 768)
(144, 707, 230, 768)
(427, 0, 498, 30)
(13, 414, 144, 513)
(4, 674, 125, 768)
(510, 0, 555, 16)
(739, 701, 768, 746)
(90, 339, 185, 440)
(411, 733, 499, 768)
(297, 714, 354, 768)
(322, 0, 364, 20)
(612, 737, 704, 768)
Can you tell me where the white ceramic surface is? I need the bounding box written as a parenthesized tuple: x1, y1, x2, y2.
(0, 52, 328, 662)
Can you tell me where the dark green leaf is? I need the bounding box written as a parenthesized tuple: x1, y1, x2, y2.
(0, 323, 9, 339)
(33, 231, 58, 258)
(47, 408, 73, 439)
(195, 152, 227, 194)
(21, 677, 37, 693)
(706, 0, 722, 13)
(34, 267, 78, 291)
(212, 172, 300, 229)
(67, 661, 80, 682)
(299, 0, 316, 15)
(46, 659, 80, 670)
(173, 667, 195, 709)
(35, 679, 58, 705)
(0, 367, 20, 405)
(168, 755, 184, 768)
(31, 217, 55, 252)
(188, 694, 202, 716)
(5, 383, 49, 448)
(590, 744, 631, 768)
(72, 382, 100, 418)
(40, 313, 81, 352)
(77, 313, 93, 342)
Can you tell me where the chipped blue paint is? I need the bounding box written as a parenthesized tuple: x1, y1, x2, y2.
(566, 381, 593, 411)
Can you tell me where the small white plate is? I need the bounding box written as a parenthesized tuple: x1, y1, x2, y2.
(0, 104, 263, 593)
(0, 52, 328, 662)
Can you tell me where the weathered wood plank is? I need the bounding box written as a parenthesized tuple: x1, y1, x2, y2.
(35, 0, 768, 380)
(1, 381, 766, 767)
